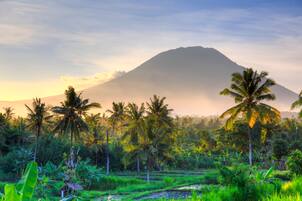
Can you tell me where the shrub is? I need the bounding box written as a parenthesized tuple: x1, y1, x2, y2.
(75, 160, 102, 189)
(218, 165, 279, 201)
(286, 150, 302, 175)
(272, 138, 288, 161)
(218, 165, 249, 187)
(163, 177, 175, 186)
(0, 147, 32, 179)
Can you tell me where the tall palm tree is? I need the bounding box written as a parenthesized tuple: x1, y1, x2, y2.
(25, 98, 52, 162)
(138, 117, 172, 182)
(220, 68, 280, 165)
(3, 107, 14, 122)
(146, 95, 173, 127)
(85, 113, 103, 166)
(123, 103, 145, 174)
(291, 91, 302, 118)
(106, 102, 125, 175)
(52, 86, 100, 168)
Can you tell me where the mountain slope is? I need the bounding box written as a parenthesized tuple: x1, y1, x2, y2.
(0, 46, 298, 116)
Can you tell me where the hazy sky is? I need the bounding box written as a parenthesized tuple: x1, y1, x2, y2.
(0, 0, 301, 100)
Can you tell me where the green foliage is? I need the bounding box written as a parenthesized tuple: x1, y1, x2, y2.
(163, 177, 175, 186)
(263, 194, 302, 201)
(218, 165, 250, 187)
(75, 160, 102, 189)
(218, 165, 279, 201)
(272, 138, 288, 160)
(1, 161, 38, 201)
(93, 176, 143, 191)
(272, 170, 291, 181)
(202, 186, 241, 201)
(281, 177, 302, 194)
(0, 148, 32, 179)
(287, 150, 302, 175)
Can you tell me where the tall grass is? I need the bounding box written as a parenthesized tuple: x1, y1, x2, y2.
(263, 194, 301, 201)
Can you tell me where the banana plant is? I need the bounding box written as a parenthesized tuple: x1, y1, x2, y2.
(253, 167, 274, 183)
(1, 161, 38, 201)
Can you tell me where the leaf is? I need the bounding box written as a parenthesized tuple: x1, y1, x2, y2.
(263, 167, 274, 179)
(248, 110, 258, 128)
(16, 162, 38, 201)
(4, 184, 20, 201)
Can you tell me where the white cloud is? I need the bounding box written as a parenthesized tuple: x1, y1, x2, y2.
(60, 70, 126, 89)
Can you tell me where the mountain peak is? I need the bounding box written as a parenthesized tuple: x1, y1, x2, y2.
(0, 46, 298, 116)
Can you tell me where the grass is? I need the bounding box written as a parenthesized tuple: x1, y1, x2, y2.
(79, 170, 218, 200)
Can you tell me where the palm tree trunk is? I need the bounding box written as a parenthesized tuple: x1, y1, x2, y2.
(106, 129, 110, 175)
(34, 127, 41, 162)
(146, 158, 150, 183)
(34, 135, 38, 162)
(136, 156, 140, 174)
(248, 126, 253, 166)
(69, 131, 76, 169)
(95, 150, 98, 166)
(146, 167, 150, 183)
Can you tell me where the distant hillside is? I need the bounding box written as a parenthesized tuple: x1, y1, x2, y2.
(0, 46, 298, 116)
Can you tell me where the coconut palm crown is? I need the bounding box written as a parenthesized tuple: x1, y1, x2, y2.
(220, 68, 281, 165)
(291, 91, 302, 118)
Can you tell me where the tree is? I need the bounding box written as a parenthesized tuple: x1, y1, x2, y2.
(146, 95, 173, 127)
(291, 91, 302, 118)
(85, 113, 104, 166)
(25, 98, 52, 162)
(138, 117, 173, 182)
(52, 86, 100, 168)
(106, 102, 125, 175)
(220, 68, 280, 165)
(3, 107, 14, 122)
(123, 103, 145, 174)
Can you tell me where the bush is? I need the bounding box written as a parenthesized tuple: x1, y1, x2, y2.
(75, 160, 102, 189)
(218, 165, 249, 187)
(163, 177, 175, 186)
(0, 147, 32, 179)
(286, 150, 302, 175)
(272, 138, 288, 161)
(218, 165, 280, 201)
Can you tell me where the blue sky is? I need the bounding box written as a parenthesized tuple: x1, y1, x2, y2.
(0, 0, 301, 100)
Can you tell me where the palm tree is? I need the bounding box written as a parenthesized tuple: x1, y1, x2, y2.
(25, 98, 52, 162)
(123, 103, 145, 174)
(106, 102, 125, 175)
(52, 86, 100, 168)
(220, 68, 280, 165)
(138, 117, 172, 182)
(146, 95, 173, 127)
(291, 91, 302, 118)
(3, 107, 14, 122)
(85, 113, 104, 166)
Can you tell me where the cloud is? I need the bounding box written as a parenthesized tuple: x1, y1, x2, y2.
(0, 70, 127, 101)
(0, 0, 301, 99)
(0, 24, 34, 45)
(60, 70, 126, 89)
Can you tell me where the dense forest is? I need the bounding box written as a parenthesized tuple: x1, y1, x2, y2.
(1, 68, 302, 201)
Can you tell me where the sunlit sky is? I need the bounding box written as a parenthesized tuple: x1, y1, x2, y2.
(0, 0, 301, 101)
